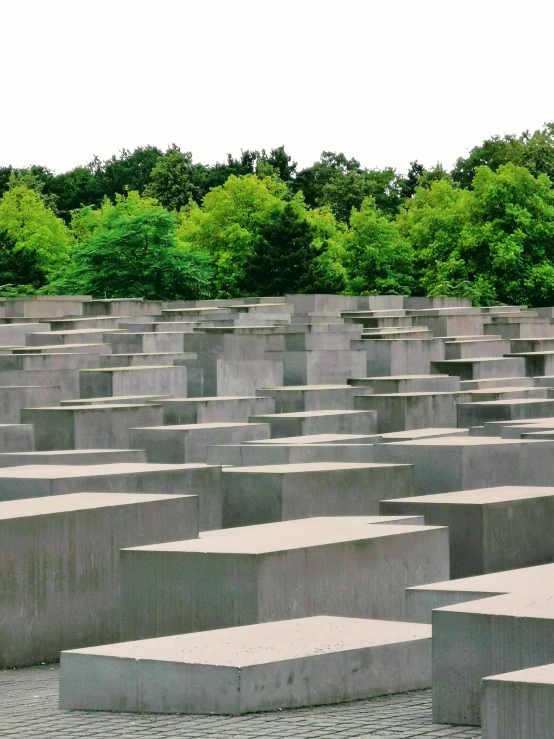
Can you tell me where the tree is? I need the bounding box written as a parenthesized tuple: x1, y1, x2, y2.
(49, 192, 213, 300)
(178, 174, 288, 297)
(0, 185, 72, 288)
(94, 146, 163, 200)
(145, 147, 206, 210)
(342, 198, 415, 295)
(240, 203, 339, 296)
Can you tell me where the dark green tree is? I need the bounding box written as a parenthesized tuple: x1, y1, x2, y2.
(145, 147, 206, 210)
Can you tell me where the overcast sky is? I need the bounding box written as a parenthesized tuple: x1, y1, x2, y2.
(2, 0, 553, 175)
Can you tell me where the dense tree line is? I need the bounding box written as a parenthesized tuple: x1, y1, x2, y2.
(3, 123, 554, 304)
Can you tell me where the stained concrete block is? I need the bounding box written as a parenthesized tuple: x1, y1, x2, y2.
(256, 384, 372, 412)
(0, 492, 198, 668)
(20, 404, 163, 450)
(99, 352, 196, 368)
(444, 338, 510, 359)
(0, 423, 35, 451)
(380, 486, 554, 578)
(120, 517, 449, 641)
(222, 461, 414, 526)
(249, 409, 378, 438)
(61, 394, 171, 406)
(351, 338, 445, 376)
(432, 590, 554, 726)
(157, 396, 276, 424)
(431, 357, 526, 381)
(60, 616, 432, 714)
(216, 359, 284, 396)
(482, 663, 554, 739)
(130, 422, 270, 464)
(354, 392, 458, 433)
(348, 374, 460, 393)
(0, 449, 147, 467)
(0, 462, 221, 529)
(266, 349, 366, 386)
(79, 366, 188, 399)
(457, 398, 554, 428)
(209, 443, 377, 466)
(373, 437, 554, 494)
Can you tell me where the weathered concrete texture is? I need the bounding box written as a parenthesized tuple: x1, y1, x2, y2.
(249, 409, 378, 437)
(216, 359, 284, 396)
(0, 462, 221, 528)
(431, 357, 526, 381)
(348, 374, 460, 393)
(354, 392, 458, 433)
(0, 384, 61, 423)
(482, 663, 554, 739)
(21, 403, 163, 449)
(61, 394, 171, 406)
(256, 384, 372, 412)
(0, 492, 198, 668)
(373, 437, 554, 494)
(265, 350, 366, 386)
(60, 617, 432, 715)
(0, 449, 147, 467)
(381, 486, 554, 578)
(351, 338, 445, 377)
(120, 517, 449, 641)
(209, 442, 378, 466)
(432, 590, 554, 726)
(0, 422, 35, 451)
(130, 422, 270, 464)
(79, 366, 188, 399)
(157, 396, 275, 424)
(457, 397, 554, 428)
(222, 461, 414, 526)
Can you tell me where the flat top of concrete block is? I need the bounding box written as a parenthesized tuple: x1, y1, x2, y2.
(368, 391, 461, 397)
(387, 437, 554, 447)
(162, 396, 260, 403)
(260, 385, 353, 391)
(125, 518, 442, 555)
(246, 434, 379, 445)
(134, 422, 267, 431)
(381, 429, 469, 440)
(351, 375, 448, 381)
(0, 462, 212, 479)
(62, 616, 431, 666)
(437, 590, 554, 618)
(0, 492, 194, 520)
(18, 343, 109, 350)
(464, 398, 554, 407)
(0, 423, 32, 429)
(434, 357, 511, 364)
(0, 449, 143, 457)
(25, 404, 162, 411)
(483, 663, 554, 684)
(222, 461, 406, 474)
(37, 328, 121, 336)
(407, 563, 554, 595)
(250, 410, 374, 419)
(63, 395, 171, 403)
(384, 485, 554, 505)
(80, 366, 176, 373)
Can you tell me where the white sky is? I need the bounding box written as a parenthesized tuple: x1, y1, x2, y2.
(2, 0, 553, 175)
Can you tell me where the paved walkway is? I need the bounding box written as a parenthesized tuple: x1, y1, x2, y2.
(0, 665, 481, 738)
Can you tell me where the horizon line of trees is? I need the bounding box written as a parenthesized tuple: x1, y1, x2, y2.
(3, 122, 554, 305)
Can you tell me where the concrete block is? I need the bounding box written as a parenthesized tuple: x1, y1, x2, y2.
(482, 664, 554, 739)
(458, 398, 554, 428)
(216, 359, 283, 396)
(209, 443, 377, 466)
(0, 423, 35, 451)
(130, 422, 271, 464)
(79, 366, 187, 399)
(348, 374, 460, 393)
(157, 396, 275, 424)
(351, 338, 445, 376)
(21, 404, 163, 450)
(354, 392, 458, 433)
(0, 384, 61, 423)
(373, 437, 554, 494)
(0, 449, 147, 467)
(0, 492, 198, 668)
(222, 461, 414, 526)
(257, 385, 371, 412)
(60, 616, 432, 714)
(431, 357, 526, 381)
(249, 409, 378, 438)
(120, 517, 450, 640)
(381, 485, 554, 578)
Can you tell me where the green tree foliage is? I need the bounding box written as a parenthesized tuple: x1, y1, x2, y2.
(0, 185, 72, 289)
(240, 203, 326, 295)
(342, 198, 415, 295)
(400, 164, 554, 305)
(145, 147, 206, 210)
(49, 192, 213, 300)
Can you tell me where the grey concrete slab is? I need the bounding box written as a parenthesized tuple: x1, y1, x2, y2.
(208, 443, 378, 466)
(482, 663, 554, 739)
(0, 384, 61, 423)
(0, 462, 221, 529)
(120, 517, 449, 641)
(431, 357, 526, 380)
(380, 485, 554, 578)
(249, 409, 378, 438)
(79, 365, 187, 399)
(21, 403, 163, 450)
(0, 449, 147, 466)
(457, 398, 554, 428)
(61, 394, 171, 406)
(373, 437, 554, 494)
(351, 338, 445, 377)
(222, 461, 414, 526)
(0, 423, 35, 451)
(354, 392, 459, 433)
(156, 396, 276, 424)
(130, 422, 271, 464)
(244, 433, 379, 445)
(256, 384, 372, 412)
(60, 616, 432, 714)
(0, 492, 198, 668)
(348, 375, 460, 393)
